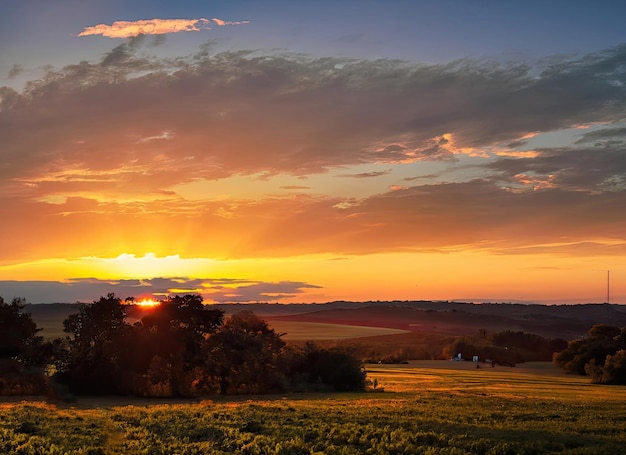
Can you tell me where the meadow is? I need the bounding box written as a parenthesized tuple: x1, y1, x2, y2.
(266, 321, 409, 341)
(2, 361, 625, 454)
(31, 307, 409, 342)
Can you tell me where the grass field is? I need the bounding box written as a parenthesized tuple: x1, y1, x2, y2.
(1, 361, 625, 454)
(267, 320, 409, 340)
(34, 316, 410, 341)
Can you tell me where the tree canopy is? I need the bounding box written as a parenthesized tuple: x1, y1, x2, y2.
(45, 294, 367, 397)
(0, 297, 43, 361)
(442, 329, 567, 366)
(554, 324, 626, 384)
(0, 297, 49, 395)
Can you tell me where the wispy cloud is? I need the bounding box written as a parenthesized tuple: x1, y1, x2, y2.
(78, 17, 249, 39)
(211, 18, 250, 27)
(337, 170, 391, 178)
(0, 277, 320, 304)
(280, 185, 311, 190)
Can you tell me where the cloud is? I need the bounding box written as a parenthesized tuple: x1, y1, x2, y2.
(337, 170, 391, 178)
(78, 18, 211, 38)
(208, 180, 626, 257)
(77, 17, 249, 39)
(486, 146, 626, 192)
(1, 45, 625, 261)
(1, 176, 625, 261)
(493, 241, 626, 257)
(211, 18, 250, 27)
(403, 174, 441, 182)
(280, 185, 311, 190)
(4, 46, 625, 186)
(0, 277, 321, 304)
(203, 280, 322, 303)
(371, 135, 465, 164)
(575, 126, 626, 145)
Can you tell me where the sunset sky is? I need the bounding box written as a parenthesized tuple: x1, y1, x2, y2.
(1, 1, 625, 304)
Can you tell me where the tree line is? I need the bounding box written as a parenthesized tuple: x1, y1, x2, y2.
(0, 294, 366, 397)
(553, 324, 626, 384)
(442, 329, 568, 366)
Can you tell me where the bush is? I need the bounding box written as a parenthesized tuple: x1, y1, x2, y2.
(587, 350, 626, 384)
(283, 343, 366, 392)
(0, 359, 48, 395)
(554, 324, 626, 378)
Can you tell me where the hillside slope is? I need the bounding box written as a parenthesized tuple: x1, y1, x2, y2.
(266, 302, 626, 339)
(24, 301, 626, 341)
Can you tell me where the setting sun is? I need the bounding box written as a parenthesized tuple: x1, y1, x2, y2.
(135, 298, 161, 308)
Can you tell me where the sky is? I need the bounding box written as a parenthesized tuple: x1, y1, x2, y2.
(1, 0, 625, 305)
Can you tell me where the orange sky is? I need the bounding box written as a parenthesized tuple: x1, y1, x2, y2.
(1, 4, 625, 304)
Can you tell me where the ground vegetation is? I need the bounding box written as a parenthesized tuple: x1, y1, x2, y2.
(1, 362, 624, 454)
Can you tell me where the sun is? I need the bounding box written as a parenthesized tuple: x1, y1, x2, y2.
(135, 298, 161, 308)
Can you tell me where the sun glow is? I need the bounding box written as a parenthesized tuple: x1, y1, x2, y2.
(135, 298, 161, 307)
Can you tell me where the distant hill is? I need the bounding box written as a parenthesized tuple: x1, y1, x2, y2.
(263, 301, 626, 339)
(21, 300, 626, 364)
(23, 303, 80, 339)
(24, 300, 626, 341)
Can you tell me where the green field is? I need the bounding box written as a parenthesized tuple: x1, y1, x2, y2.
(1, 361, 625, 454)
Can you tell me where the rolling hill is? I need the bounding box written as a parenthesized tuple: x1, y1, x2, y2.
(24, 300, 626, 342)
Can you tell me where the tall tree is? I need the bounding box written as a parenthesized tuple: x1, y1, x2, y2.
(209, 311, 285, 394)
(132, 294, 224, 396)
(0, 297, 52, 395)
(58, 293, 130, 394)
(0, 297, 42, 361)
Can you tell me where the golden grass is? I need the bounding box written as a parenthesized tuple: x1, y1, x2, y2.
(366, 360, 622, 403)
(267, 320, 409, 340)
(2, 362, 625, 454)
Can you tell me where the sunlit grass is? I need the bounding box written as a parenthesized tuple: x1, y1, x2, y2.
(267, 320, 409, 340)
(367, 361, 621, 403)
(1, 361, 625, 454)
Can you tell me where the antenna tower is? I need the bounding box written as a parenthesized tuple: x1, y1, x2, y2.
(607, 270, 610, 305)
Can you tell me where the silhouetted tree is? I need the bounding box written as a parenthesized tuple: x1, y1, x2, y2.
(208, 311, 285, 394)
(444, 330, 567, 365)
(488, 330, 566, 363)
(0, 297, 43, 361)
(54, 293, 370, 396)
(589, 350, 626, 384)
(57, 293, 131, 394)
(588, 324, 621, 339)
(282, 342, 366, 392)
(443, 337, 479, 361)
(583, 326, 626, 384)
(130, 294, 224, 396)
(548, 337, 568, 355)
(554, 324, 626, 377)
(0, 297, 50, 395)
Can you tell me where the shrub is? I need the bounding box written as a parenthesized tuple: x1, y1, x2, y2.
(587, 350, 626, 384)
(282, 343, 366, 392)
(554, 324, 626, 379)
